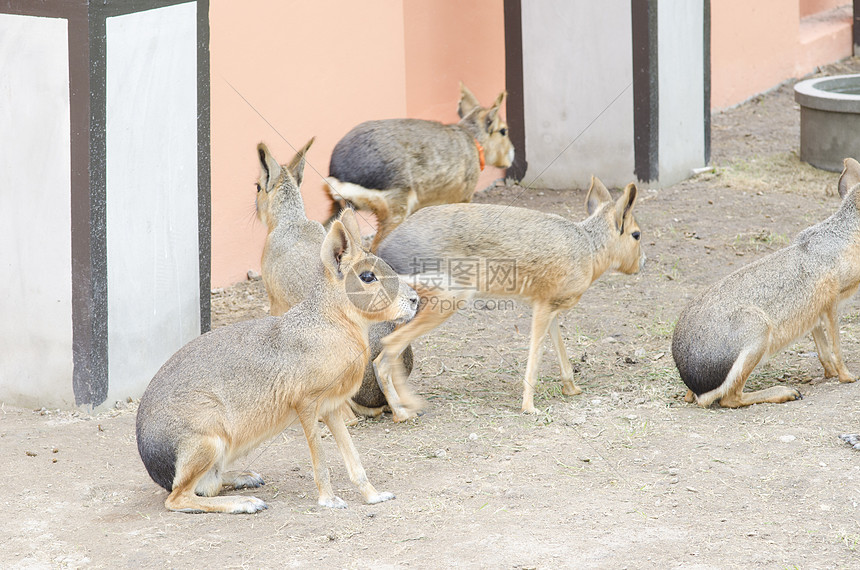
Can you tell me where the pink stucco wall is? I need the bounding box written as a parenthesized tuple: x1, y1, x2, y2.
(711, 0, 798, 110)
(403, 0, 506, 122)
(209, 0, 506, 287)
(800, 0, 847, 18)
(209, 0, 408, 287)
(209, 1, 853, 286)
(711, 0, 852, 110)
(403, 0, 508, 203)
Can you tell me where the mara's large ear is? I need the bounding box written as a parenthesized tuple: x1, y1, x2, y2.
(458, 82, 481, 118)
(257, 143, 281, 192)
(614, 183, 638, 233)
(321, 218, 359, 278)
(838, 157, 860, 199)
(338, 207, 363, 247)
(485, 91, 506, 131)
(586, 175, 612, 215)
(491, 91, 506, 110)
(287, 136, 314, 188)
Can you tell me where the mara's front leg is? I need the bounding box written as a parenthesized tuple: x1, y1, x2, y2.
(816, 307, 857, 383)
(297, 408, 344, 508)
(321, 410, 394, 504)
(375, 285, 466, 421)
(521, 304, 555, 414)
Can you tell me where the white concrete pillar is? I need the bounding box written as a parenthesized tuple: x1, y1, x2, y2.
(0, 0, 210, 410)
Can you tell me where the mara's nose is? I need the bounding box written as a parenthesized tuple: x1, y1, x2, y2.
(408, 290, 419, 310)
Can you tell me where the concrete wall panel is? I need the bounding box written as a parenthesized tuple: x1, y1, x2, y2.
(105, 2, 200, 403)
(658, 0, 706, 185)
(0, 14, 74, 407)
(521, 0, 635, 189)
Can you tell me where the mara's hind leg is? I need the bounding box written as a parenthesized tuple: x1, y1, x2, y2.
(321, 410, 394, 504)
(374, 285, 467, 422)
(368, 192, 414, 252)
(339, 402, 361, 427)
(811, 320, 838, 379)
(347, 400, 386, 420)
(814, 307, 857, 383)
(521, 304, 557, 414)
(548, 315, 581, 397)
(165, 437, 267, 514)
(717, 335, 802, 408)
(223, 471, 265, 490)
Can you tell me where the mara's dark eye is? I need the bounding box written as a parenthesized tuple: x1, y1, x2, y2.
(499, 127, 508, 137)
(359, 271, 377, 284)
(632, 231, 641, 240)
(255, 183, 262, 192)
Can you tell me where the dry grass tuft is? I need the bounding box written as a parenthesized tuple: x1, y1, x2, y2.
(716, 151, 835, 196)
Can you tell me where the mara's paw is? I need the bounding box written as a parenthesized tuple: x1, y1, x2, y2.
(366, 491, 395, 504)
(372, 357, 393, 381)
(562, 381, 583, 396)
(319, 495, 347, 509)
(839, 434, 860, 450)
(231, 496, 268, 514)
(230, 471, 265, 489)
(343, 414, 361, 427)
(392, 411, 418, 423)
(391, 405, 420, 423)
(838, 375, 857, 384)
(768, 386, 804, 403)
(521, 403, 540, 415)
(397, 392, 426, 412)
(683, 389, 695, 403)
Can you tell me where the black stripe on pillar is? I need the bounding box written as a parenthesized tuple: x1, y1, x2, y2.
(197, 0, 212, 333)
(631, 0, 659, 183)
(503, 0, 528, 182)
(854, 0, 860, 55)
(66, 5, 109, 408)
(703, 0, 711, 165)
(78, 9, 109, 407)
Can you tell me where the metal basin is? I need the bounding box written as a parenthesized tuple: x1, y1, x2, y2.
(794, 74, 860, 172)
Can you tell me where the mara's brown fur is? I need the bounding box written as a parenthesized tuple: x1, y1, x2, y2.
(255, 141, 413, 413)
(372, 177, 645, 421)
(326, 83, 514, 251)
(256, 139, 322, 316)
(136, 210, 419, 513)
(672, 158, 860, 408)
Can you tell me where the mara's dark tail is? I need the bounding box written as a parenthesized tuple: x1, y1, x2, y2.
(671, 328, 737, 397)
(324, 197, 347, 229)
(136, 420, 177, 492)
(323, 177, 352, 229)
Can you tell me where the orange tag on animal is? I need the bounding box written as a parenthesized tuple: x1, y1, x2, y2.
(474, 139, 485, 171)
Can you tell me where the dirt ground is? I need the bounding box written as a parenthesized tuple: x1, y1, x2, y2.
(5, 59, 860, 569)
